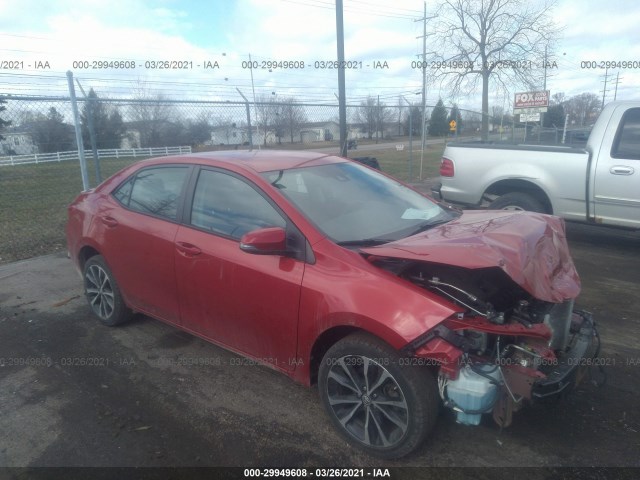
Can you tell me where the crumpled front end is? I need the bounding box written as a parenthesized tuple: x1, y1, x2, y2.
(406, 306, 599, 427)
(364, 210, 601, 428)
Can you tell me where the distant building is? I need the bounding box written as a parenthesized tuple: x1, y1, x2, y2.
(297, 121, 341, 143)
(0, 130, 39, 155)
(210, 125, 274, 146)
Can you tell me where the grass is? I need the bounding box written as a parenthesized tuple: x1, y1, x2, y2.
(349, 144, 445, 182)
(0, 156, 150, 264)
(0, 143, 446, 265)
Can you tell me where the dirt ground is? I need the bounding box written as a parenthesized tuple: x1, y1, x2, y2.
(0, 222, 639, 472)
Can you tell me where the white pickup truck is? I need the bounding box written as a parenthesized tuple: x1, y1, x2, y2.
(433, 101, 640, 229)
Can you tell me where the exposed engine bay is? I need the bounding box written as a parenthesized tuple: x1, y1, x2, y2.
(372, 258, 601, 428)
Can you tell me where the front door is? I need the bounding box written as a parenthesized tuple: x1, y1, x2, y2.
(174, 168, 305, 371)
(593, 106, 640, 228)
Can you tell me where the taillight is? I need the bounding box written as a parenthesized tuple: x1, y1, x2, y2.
(440, 157, 454, 177)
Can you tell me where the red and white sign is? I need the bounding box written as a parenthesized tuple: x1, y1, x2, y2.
(514, 90, 550, 109)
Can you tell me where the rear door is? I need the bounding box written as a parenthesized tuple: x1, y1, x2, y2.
(99, 165, 191, 324)
(173, 167, 305, 371)
(593, 106, 640, 227)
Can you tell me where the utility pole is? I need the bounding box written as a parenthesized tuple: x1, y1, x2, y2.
(376, 95, 380, 144)
(403, 96, 413, 181)
(335, 0, 348, 157)
(397, 95, 402, 135)
(248, 53, 260, 150)
(613, 72, 622, 100)
(415, 2, 435, 180)
(539, 45, 547, 142)
(601, 68, 610, 109)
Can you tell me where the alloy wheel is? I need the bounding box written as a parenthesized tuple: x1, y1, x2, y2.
(326, 355, 409, 448)
(85, 264, 115, 320)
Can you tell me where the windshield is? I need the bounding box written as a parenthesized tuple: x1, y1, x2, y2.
(262, 162, 457, 245)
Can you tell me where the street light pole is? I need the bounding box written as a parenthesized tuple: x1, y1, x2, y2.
(335, 0, 348, 157)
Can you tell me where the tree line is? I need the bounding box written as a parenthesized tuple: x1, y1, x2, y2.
(352, 96, 463, 138)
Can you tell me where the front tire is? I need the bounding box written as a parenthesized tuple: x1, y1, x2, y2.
(83, 255, 132, 326)
(488, 192, 546, 213)
(318, 333, 438, 459)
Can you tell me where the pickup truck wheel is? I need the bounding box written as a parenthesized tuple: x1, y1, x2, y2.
(318, 333, 438, 459)
(489, 192, 546, 213)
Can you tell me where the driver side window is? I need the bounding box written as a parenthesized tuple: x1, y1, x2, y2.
(612, 108, 640, 160)
(190, 169, 286, 239)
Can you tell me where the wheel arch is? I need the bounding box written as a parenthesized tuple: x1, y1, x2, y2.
(307, 325, 363, 386)
(484, 179, 553, 214)
(78, 244, 101, 270)
(303, 311, 417, 386)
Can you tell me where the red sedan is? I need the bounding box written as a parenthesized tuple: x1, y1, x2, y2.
(67, 150, 598, 458)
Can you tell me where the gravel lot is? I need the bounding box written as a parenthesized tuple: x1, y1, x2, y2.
(0, 222, 638, 472)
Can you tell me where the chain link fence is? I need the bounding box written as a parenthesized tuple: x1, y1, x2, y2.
(0, 91, 581, 264)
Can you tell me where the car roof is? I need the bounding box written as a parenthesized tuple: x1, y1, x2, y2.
(135, 150, 348, 173)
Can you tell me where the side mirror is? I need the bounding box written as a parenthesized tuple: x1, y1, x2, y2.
(239, 227, 288, 255)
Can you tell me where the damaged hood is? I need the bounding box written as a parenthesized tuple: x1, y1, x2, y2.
(362, 210, 580, 303)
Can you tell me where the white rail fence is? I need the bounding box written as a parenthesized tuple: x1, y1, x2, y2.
(0, 146, 192, 167)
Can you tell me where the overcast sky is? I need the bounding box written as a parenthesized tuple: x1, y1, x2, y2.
(1, 0, 639, 111)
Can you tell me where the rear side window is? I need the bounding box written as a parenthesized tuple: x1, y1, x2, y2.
(190, 169, 285, 239)
(612, 108, 640, 159)
(113, 166, 189, 220)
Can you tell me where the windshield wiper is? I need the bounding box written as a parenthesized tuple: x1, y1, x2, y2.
(336, 238, 391, 247)
(406, 217, 455, 237)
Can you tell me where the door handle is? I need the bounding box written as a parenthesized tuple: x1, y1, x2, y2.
(100, 216, 119, 228)
(175, 242, 201, 256)
(610, 166, 634, 175)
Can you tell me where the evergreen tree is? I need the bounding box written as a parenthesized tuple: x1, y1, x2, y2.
(81, 89, 125, 149)
(428, 99, 449, 136)
(30, 107, 73, 153)
(403, 105, 423, 136)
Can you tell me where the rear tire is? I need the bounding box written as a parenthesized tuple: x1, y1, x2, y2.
(318, 332, 439, 459)
(83, 255, 132, 326)
(489, 192, 546, 213)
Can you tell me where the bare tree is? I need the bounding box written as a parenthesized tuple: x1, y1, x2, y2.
(129, 82, 179, 147)
(353, 96, 394, 140)
(353, 97, 376, 139)
(551, 92, 565, 106)
(431, 0, 559, 139)
(254, 94, 277, 146)
(279, 98, 307, 143)
(213, 116, 236, 145)
(564, 92, 601, 126)
(490, 105, 513, 128)
(376, 100, 395, 140)
(251, 96, 308, 145)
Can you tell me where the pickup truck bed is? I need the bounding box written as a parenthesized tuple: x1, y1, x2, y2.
(433, 101, 640, 230)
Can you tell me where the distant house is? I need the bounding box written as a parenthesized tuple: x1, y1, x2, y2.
(349, 122, 397, 140)
(209, 120, 365, 147)
(0, 130, 39, 155)
(210, 125, 249, 146)
(210, 125, 276, 147)
(120, 128, 141, 149)
(297, 121, 341, 143)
